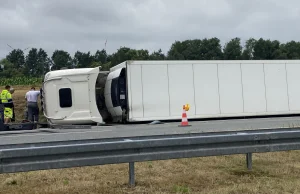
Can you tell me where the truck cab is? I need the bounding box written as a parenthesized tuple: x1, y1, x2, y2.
(42, 66, 111, 125)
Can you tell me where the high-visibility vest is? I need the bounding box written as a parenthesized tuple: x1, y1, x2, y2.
(0, 90, 13, 107)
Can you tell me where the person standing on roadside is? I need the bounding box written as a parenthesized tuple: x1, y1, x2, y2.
(0, 85, 14, 124)
(25, 87, 40, 122)
(9, 87, 16, 122)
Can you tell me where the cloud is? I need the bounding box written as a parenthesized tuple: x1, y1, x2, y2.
(0, 0, 300, 59)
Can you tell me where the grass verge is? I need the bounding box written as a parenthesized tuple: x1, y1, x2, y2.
(0, 152, 299, 194)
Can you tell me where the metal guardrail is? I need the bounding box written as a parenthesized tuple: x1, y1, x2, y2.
(1, 127, 300, 186)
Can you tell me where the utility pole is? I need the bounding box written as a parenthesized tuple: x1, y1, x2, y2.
(104, 39, 107, 64)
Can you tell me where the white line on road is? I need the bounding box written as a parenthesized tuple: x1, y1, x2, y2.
(0, 129, 113, 139)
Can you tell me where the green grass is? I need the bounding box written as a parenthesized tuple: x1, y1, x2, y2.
(0, 77, 42, 86)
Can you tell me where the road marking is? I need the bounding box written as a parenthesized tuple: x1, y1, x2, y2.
(0, 129, 113, 139)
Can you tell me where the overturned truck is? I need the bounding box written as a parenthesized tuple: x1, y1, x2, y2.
(42, 60, 300, 125)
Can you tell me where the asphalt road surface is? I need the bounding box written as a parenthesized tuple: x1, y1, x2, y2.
(1, 116, 300, 146)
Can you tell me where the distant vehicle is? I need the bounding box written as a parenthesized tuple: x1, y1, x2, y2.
(41, 60, 300, 125)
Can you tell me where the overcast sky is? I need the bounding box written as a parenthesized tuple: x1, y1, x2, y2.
(1, 0, 300, 59)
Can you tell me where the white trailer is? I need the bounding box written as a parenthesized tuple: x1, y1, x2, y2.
(42, 60, 300, 125)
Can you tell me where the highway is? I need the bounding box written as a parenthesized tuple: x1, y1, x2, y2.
(1, 116, 300, 146)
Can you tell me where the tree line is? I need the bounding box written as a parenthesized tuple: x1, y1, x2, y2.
(1, 37, 300, 78)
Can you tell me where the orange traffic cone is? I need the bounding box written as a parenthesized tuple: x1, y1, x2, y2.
(179, 105, 191, 127)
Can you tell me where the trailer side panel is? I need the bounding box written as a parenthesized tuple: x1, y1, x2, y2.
(115, 60, 300, 122)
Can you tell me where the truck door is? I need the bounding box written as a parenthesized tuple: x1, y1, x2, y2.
(43, 77, 74, 121)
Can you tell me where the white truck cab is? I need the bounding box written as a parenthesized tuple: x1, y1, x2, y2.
(42, 67, 110, 125)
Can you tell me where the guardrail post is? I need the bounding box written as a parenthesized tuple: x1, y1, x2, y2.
(246, 153, 252, 170)
(129, 162, 135, 187)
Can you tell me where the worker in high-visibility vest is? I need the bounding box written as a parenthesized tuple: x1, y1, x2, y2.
(0, 85, 14, 124)
(10, 87, 15, 122)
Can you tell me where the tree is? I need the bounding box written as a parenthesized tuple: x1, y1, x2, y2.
(200, 37, 223, 60)
(24, 48, 39, 76)
(92, 49, 112, 70)
(6, 49, 25, 69)
(23, 48, 48, 77)
(272, 43, 288, 59)
(0, 58, 24, 78)
(127, 49, 149, 60)
(183, 39, 203, 60)
(4, 36, 300, 79)
(37, 48, 50, 75)
(110, 47, 131, 66)
(167, 40, 187, 60)
(73, 51, 94, 68)
(94, 49, 108, 64)
(110, 47, 150, 66)
(167, 38, 223, 60)
(223, 38, 242, 60)
(283, 41, 300, 59)
(253, 38, 281, 60)
(149, 49, 165, 60)
(241, 38, 257, 60)
(51, 50, 73, 70)
(167, 39, 205, 60)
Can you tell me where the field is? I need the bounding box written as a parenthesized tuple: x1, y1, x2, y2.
(1, 85, 300, 194)
(0, 77, 43, 87)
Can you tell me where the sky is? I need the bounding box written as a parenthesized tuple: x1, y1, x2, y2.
(0, 0, 300, 59)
